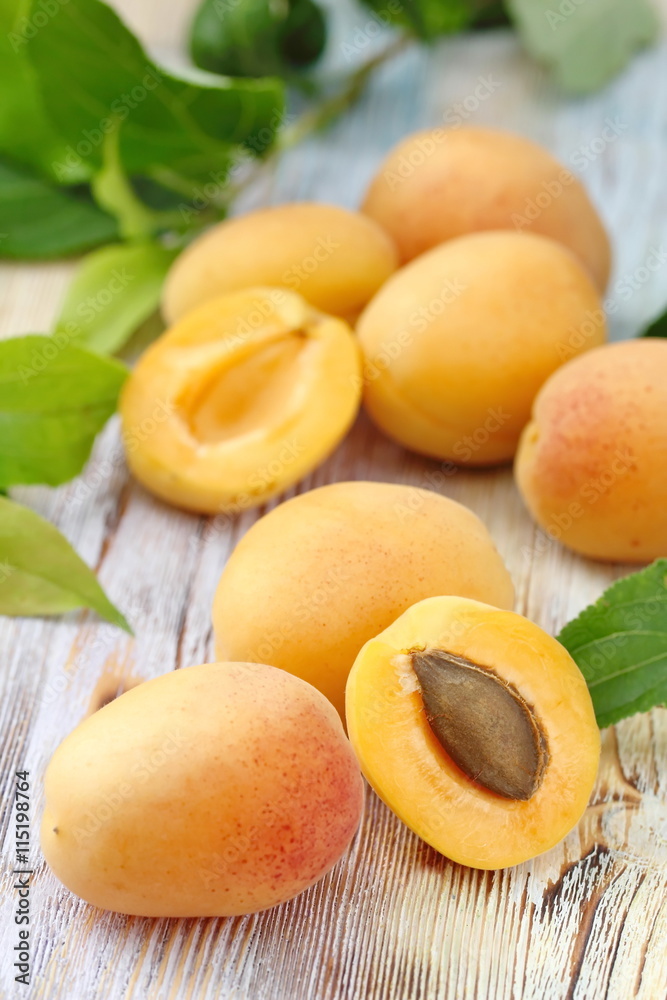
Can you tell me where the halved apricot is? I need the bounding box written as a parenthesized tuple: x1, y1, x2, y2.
(346, 596, 600, 869)
(120, 287, 361, 513)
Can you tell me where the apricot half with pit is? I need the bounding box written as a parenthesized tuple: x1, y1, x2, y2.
(346, 596, 600, 869)
(119, 287, 361, 513)
(213, 481, 514, 719)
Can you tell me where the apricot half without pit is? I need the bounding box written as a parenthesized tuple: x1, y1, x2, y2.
(120, 287, 361, 513)
(346, 596, 600, 869)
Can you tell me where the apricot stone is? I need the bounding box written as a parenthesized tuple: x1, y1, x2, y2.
(357, 231, 606, 465)
(213, 481, 514, 718)
(120, 287, 361, 514)
(515, 339, 667, 562)
(346, 596, 600, 869)
(362, 126, 611, 290)
(41, 662, 364, 917)
(162, 202, 398, 324)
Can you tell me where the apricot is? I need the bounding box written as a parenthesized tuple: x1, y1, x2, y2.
(346, 596, 600, 869)
(162, 202, 398, 324)
(515, 339, 667, 562)
(119, 287, 361, 513)
(357, 231, 606, 465)
(41, 662, 364, 917)
(213, 481, 514, 718)
(362, 126, 611, 290)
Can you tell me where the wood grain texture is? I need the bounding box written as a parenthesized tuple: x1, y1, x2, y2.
(1, 1, 667, 997)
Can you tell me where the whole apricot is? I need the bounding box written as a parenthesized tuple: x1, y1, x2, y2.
(357, 231, 606, 465)
(41, 662, 364, 917)
(362, 126, 611, 290)
(213, 481, 514, 718)
(346, 596, 600, 869)
(162, 202, 398, 323)
(120, 287, 361, 513)
(515, 339, 667, 562)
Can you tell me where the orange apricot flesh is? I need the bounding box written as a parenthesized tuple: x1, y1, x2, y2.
(346, 596, 600, 869)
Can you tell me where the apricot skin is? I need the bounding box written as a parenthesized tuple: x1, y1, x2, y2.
(357, 231, 606, 465)
(119, 287, 361, 514)
(162, 202, 398, 324)
(362, 126, 611, 291)
(213, 481, 514, 719)
(346, 596, 600, 870)
(41, 663, 364, 917)
(515, 339, 667, 562)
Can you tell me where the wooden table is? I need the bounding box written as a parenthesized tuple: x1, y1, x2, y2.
(1, 1, 666, 996)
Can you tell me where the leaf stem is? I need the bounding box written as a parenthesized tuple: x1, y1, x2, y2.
(92, 126, 190, 240)
(277, 34, 412, 152)
(222, 34, 411, 210)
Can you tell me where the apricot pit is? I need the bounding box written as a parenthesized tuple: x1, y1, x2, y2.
(411, 649, 549, 801)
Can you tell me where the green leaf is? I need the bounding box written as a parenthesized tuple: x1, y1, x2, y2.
(91, 126, 175, 240)
(0, 0, 88, 183)
(191, 0, 326, 78)
(0, 335, 127, 487)
(25, 0, 285, 182)
(507, 0, 659, 95)
(640, 307, 667, 338)
(358, 0, 475, 39)
(0, 159, 118, 258)
(470, 2, 511, 29)
(0, 496, 131, 630)
(53, 242, 175, 355)
(558, 560, 667, 729)
(281, 0, 327, 67)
